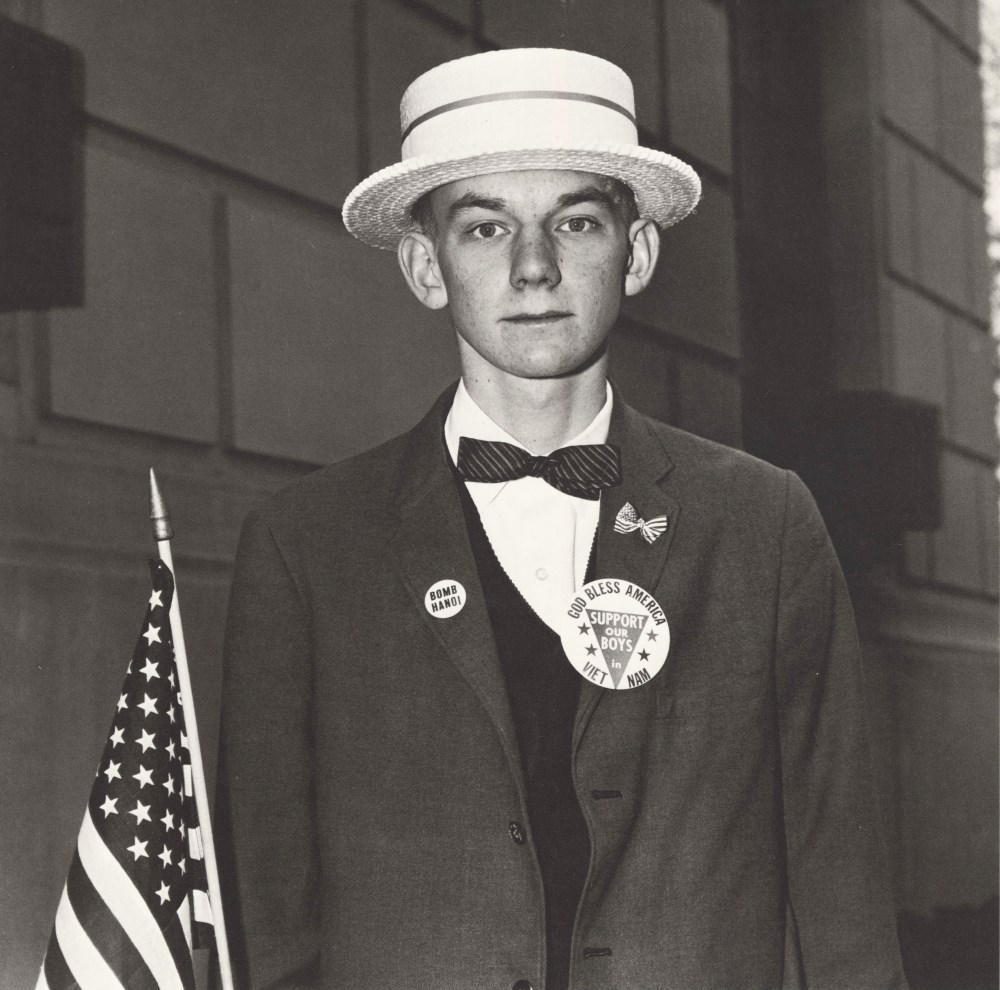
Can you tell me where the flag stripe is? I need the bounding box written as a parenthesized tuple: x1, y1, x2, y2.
(39, 923, 74, 990)
(53, 886, 127, 990)
(65, 849, 158, 990)
(193, 920, 214, 944)
(78, 809, 187, 990)
(35, 969, 53, 990)
(192, 888, 212, 924)
(187, 821, 206, 863)
(178, 888, 215, 951)
(179, 893, 193, 952)
(162, 911, 198, 988)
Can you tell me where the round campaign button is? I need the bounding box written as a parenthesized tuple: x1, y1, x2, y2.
(560, 579, 670, 690)
(424, 579, 467, 618)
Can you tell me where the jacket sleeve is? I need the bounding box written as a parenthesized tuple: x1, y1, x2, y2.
(214, 509, 320, 989)
(774, 472, 908, 990)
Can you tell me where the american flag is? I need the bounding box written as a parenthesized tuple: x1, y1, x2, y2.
(37, 559, 215, 989)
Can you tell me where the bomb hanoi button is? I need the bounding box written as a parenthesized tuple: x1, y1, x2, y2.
(424, 579, 467, 618)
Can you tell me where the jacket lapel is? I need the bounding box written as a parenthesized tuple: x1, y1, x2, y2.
(574, 397, 680, 747)
(384, 388, 681, 775)
(385, 389, 526, 798)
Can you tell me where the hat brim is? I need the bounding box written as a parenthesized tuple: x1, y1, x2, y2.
(342, 144, 702, 250)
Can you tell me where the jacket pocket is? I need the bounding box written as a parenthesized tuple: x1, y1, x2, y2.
(654, 670, 768, 720)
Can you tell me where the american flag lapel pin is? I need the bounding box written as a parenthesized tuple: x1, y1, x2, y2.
(614, 501, 669, 544)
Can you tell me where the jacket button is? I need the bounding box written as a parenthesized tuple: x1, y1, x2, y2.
(512, 981, 533, 990)
(508, 821, 526, 845)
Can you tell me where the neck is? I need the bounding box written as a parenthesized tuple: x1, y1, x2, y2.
(460, 360, 609, 454)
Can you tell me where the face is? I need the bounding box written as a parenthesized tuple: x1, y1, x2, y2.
(402, 170, 651, 383)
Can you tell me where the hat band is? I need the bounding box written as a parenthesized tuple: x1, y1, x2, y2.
(401, 90, 637, 144)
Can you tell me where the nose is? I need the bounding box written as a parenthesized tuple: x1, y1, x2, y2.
(510, 230, 561, 289)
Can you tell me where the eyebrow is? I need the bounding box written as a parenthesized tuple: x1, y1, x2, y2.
(444, 184, 618, 223)
(446, 193, 509, 221)
(552, 186, 618, 212)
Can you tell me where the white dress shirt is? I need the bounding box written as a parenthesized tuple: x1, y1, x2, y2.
(445, 379, 613, 631)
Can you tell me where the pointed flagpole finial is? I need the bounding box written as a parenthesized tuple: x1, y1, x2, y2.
(149, 468, 173, 542)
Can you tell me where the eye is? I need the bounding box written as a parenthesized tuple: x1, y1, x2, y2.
(558, 216, 599, 234)
(470, 221, 507, 240)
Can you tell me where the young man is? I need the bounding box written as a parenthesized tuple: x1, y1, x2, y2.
(216, 49, 907, 989)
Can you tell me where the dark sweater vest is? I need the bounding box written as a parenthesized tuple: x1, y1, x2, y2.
(454, 475, 592, 990)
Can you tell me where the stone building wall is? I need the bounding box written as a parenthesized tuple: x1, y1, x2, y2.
(0, 0, 995, 986)
(818, 1, 998, 931)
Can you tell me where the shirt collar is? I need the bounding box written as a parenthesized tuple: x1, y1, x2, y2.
(444, 378, 613, 505)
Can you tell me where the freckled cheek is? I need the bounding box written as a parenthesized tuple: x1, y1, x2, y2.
(571, 252, 621, 285)
(443, 270, 485, 312)
(575, 269, 620, 315)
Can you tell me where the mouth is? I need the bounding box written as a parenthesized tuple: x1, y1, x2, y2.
(501, 311, 573, 324)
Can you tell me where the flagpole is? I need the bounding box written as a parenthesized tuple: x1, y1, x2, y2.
(149, 469, 236, 990)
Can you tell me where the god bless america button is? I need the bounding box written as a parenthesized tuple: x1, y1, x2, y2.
(560, 579, 670, 690)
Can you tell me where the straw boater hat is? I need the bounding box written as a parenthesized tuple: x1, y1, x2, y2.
(342, 47, 701, 250)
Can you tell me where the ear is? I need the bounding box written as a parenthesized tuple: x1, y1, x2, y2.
(398, 231, 449, 310)
(623, 219, 661, 297)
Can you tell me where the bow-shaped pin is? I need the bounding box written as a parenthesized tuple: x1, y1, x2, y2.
(614, 501, 668, 544)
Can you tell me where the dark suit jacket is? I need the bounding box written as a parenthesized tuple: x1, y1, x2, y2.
(216, 386, 907, 989)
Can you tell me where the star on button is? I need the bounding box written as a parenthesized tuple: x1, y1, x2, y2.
(142, 624, 161, 645)
(129, 801, 152, 825)
(585, 645, 597, 656)
(646, 629, 658, 642)
(137, 729, 156, 753)
(138, 694, 158, 718)
(140, 658, 159, 681)
(127, 837, 148, 861)
(103, 760, 121, 783)
(577, 623, 588, 635)
(156, 882, 171, 905)
(99, 795, 118, 818)
(149, 589, 163, 610)
(638, 649, 650, 662)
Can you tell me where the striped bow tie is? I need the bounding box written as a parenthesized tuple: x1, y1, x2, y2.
(456, 437, 622, 500)
(614, 501, 668, 543)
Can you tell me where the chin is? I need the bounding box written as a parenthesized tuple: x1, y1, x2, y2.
(502, 353, 580, 379)
(515, 344, 608, 380)
(505, 362, 599, 382)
